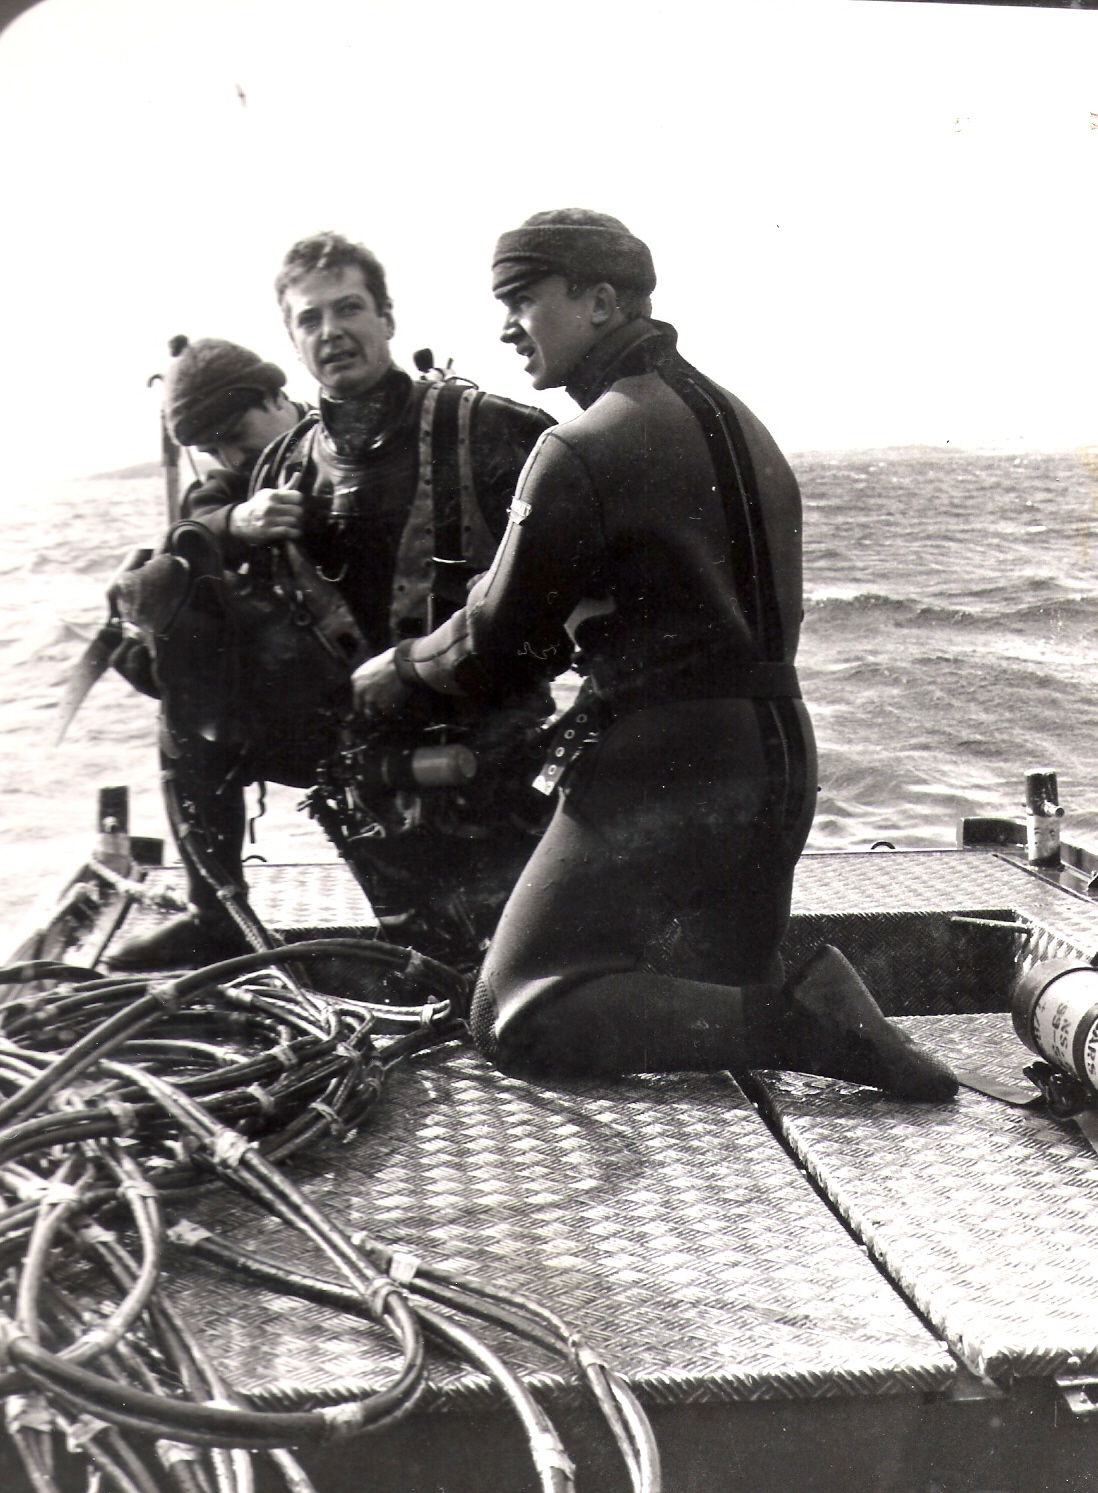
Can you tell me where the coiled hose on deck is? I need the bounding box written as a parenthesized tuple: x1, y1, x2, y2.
(0, 939, 661, 1493)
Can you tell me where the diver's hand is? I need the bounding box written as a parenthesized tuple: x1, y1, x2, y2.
(353, 647, 413, 720)
(228, 488, 305, 544)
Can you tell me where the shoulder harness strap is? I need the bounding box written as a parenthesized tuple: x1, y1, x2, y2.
(389, 382, 444, 637)
(248, 411, 321, 498)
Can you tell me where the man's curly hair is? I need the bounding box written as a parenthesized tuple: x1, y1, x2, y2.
(275, 232, 392, 322)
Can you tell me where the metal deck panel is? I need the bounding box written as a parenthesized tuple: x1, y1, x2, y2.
(782, 850, 1098, 1017)
(115, 859, 377, 940)
(753, 1012, 1098, 1383)
(164, 1046, 954, 1410)
(794, 849, 1098, 957)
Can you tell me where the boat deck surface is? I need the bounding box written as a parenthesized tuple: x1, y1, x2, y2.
(47, 846, 1098, 1488)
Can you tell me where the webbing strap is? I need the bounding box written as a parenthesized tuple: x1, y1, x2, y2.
(427, 382, 497, 620)
(430, 383, 466, 565)
(457, 387, 498, 570)
(389, 383, 443, 635)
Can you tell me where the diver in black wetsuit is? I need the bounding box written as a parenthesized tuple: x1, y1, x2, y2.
(353, 209, 958, 1100)
(108, 236, 554, 973)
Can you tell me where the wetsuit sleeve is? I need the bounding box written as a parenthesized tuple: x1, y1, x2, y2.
(399, 430, 603, 700)
(180, 470, 250, 564)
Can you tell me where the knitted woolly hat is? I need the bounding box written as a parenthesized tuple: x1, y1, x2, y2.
(162, 335, 286, 446)
(491, 209, 656, 300)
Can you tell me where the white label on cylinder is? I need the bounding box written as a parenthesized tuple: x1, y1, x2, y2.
(1026, 813, 1061, 864)
(1084, 1021, 1098, 1091)
(1032, 969, 1098, 1080)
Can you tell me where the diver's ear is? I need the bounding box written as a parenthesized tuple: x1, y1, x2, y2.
(589, 282, 620, 328)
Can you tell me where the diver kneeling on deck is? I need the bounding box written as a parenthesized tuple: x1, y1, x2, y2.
(353, 210, 958, 1100)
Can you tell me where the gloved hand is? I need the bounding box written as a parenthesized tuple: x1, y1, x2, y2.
(352, 647, 413, 719)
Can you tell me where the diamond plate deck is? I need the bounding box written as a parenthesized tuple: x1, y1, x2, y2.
(113, 860, 377, 942)
(92, 847, 1098, 1410)
(781, 850, 1098, 1015)
(165, 1047, 954, 1410)
(752, 1012, 1098, 1383)
(800, 848, 1098, 954)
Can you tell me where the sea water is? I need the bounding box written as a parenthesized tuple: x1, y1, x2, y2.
(2, 447, 1096, 947)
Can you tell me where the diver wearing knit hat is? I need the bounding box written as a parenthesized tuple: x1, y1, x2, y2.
(162, 335, 288, 449)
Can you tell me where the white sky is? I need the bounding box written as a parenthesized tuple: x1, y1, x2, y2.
(1, 0, 1097, 489)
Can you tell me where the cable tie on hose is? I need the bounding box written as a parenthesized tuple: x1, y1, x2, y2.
(76, 1221, 115, 1246)
(246, 1082, 275, 1116)
(364, 1277, 400, 1319)
(358, 1059, 383, 1098)
(167, 1219, 213, 1247)
(207, 1128, 253, 1170)
(156, 1439, 201, 1468)
(530, 1430, 575, 1480)
(149, 980, 181, 1009)
(64, 1413, 110, 1453)
(0, 1316, 30, 1373)
(272, 1040, 298, 1071)
(5, 1394, 53, 1434)
(319, 1401, 366, 1439)
(575, 1344, 609, 1372)
(335, 1042, 361, 1064)
(308, 1101, 346, 1139)
(387, 1250, 420, 1286)
(100, 1098, 138, 1135)
(40, 1181, 82, 1208)
(404, 950, 432, 988)
(118, 1174, 159, 1204)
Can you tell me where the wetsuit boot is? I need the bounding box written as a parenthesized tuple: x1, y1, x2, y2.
(778, 944, 958, 1100)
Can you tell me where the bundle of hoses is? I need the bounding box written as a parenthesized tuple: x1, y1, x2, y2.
(0, 941, 661, 1493)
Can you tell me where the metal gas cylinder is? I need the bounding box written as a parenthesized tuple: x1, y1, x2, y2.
(1025, 768, 1065, 867)
(1012, 958, 1098, 1095)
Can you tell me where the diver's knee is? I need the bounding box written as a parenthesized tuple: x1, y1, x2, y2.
(470, 968, 613, 1077)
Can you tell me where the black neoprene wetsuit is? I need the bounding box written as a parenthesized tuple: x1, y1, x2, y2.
(397, 319, 818, 1074)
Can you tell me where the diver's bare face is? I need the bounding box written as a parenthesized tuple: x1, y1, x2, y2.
(499, 275, 602, 391)
(198, 396, 298, 473)
(284, 266, 394, 399)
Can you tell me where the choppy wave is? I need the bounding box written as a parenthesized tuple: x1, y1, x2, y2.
(3, 445, 1098, 942)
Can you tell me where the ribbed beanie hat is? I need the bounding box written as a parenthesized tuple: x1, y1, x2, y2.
(491, 209, 656, 300)
(162, 335, 286, 446)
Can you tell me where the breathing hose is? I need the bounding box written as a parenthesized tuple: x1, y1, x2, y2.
(0, 935, 660, 1492)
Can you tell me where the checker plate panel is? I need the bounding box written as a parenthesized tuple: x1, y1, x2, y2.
(753, 1013, 1098, 1382)
(166, 1048, 953, 1409)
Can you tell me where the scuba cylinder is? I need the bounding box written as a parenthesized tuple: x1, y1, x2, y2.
(1012, 959, 1098, 1108)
